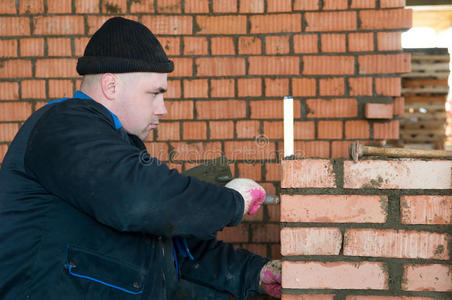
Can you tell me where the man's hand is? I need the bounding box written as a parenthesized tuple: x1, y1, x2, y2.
(225, 178, 266, 216)
(259, 260, 281, 298)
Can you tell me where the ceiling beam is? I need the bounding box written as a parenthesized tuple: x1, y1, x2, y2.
(407, 0, 452, 5)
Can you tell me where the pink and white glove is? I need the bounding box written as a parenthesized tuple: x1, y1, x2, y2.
(259, 260, 281, 298)
(225, 178, 266, 216)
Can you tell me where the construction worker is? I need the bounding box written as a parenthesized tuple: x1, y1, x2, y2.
(0, 17, 281, 299)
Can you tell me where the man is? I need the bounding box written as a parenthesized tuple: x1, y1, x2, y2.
(0, 17, 281, 299)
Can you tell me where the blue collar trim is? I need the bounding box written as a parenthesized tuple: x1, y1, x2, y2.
(45, 91, 123, 130)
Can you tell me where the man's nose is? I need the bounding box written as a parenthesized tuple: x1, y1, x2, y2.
(154, 95, 168, 117)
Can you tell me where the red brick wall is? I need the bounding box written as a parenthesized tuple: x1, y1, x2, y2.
(0, 2, 413, 298)
(281, 158, 451, 299)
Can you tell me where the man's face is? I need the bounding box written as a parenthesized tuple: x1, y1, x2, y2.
(115, 72, 168, 140)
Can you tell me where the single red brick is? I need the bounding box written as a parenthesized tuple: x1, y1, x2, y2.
(156, 122, 180, 141)
(282, 261, 387, 289)
(19, 0, 44, 14)
(331, 140, 353, 158)
(144, 142, 168, 161)
(35, 59, 77, 78)
(265, 78, 289, 97)
(323, 0, 348, 10)
(249, 56, 299, 75)
(350, 0, 375, 8)
(183, 79, 208, 98)
(182, 121, 207, 140)
(250, 14, 302, 34)
(33, 16, 84, 35)
(217, 224, 249, 243)
(196, 100, 246, 119)
(0, 123, 19, 142)
(319, 78, 344, 96)
(101, 0, 127, 13)
(281, 159, 336, 188)
(236, 120, 260, 139)
(73, 37, 90, 57)
(306, 11, 357, 32)
(250, 100, 301, 119)
(237, 78, 262, 97)
(373, 120, 399, 139)
(0, 102, 32, 121)
(183, 37, 208, 55)
(349, 32, 374, 52)
(360, 9, 412, 30)
(158, 37, 180, 56)
(0, 40, 17, 57)
(281, 227, 342, 256)
(47, 38, 72, 57)
(344, 229, 449, 260)
(267, 0, 291, 12)
(0, 0, 17, 14)
(210, 79, 235, 98)
(292, 78, 316, 97)
(20, 38, 44, 57)
(392, 97, 404, 116)
(345, 120, 370, 139)
(239, 0, 264, 13)
(348, 77, 373, 96)
(185, 0, 209, 13)
(264, 162, 280, 182)
(321, 33, 346, 53)
(306, 98, 358, 118)
(224, 140, 276, 160)
(343, 159, 452, 189)
(292, 141, 330, 158)
(196, 15, 246, 34)
(380, 0, 406, 8)
(375, 77, 401, 96)
(365, 103, 393, 119)
(293, 34, 318, 54)
(281, 194, 387, 223)
(129, 0, 154, 13)
(196, 57, 245, 77)
(21, 80, 45, 99)
(75, 0, 100, 13)
(47, 0, 72, 13)
(402, 264, 452, 292)
(0, 17, 30, 36)
(251, 224, 280, 242)
(303, 56, 355, 75)
(359, 54, 411, 74)
(237, 162, 261, 181)
(49, 80, 73, 98)
(156, 0, 181, 13)
(165, 80, 181, 99)
(212, 0, 237, 13)
(263, 121, 283, 139)
(377, 31, 402, 51)
(142, 15, 192, 35)
(238, 36, 262, 55)
(265, 36, 290, 55)
(240, 243, 267, 257)
(168, 58, 193, 77)
(165, 101, 193, 120)
(209, 121, 234, 139)
(401, 195, 452, 225)
(293, 0, 319, 10)
(0, 82, 19, 100)
(211, 37, 235, 55)
(0, 60, 33, 79)
(171, 142, 222, 161)
(318, 120, 343, 139)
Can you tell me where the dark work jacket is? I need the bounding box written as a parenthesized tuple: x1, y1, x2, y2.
(0, 91, 269, 299)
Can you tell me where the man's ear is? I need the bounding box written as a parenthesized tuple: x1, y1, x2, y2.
(100, 73, 118, 100)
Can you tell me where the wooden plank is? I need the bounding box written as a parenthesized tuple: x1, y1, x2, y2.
(410, 62, 450, 71)
(402, 72, 449, 79)
(405, 96, 447, 103)
(402, 111, 447, 119)
(405, 102, 446, 110)
(402, 79, 449, 88)
(400, 120, 446, 130)
(411, 55, 450, 61)
(402, 87, 449, 93)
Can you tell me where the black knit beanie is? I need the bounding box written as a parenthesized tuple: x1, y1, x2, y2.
(77, 17, 174, 75)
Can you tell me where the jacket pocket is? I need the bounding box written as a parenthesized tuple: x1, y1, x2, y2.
(65, 245, 145, 295)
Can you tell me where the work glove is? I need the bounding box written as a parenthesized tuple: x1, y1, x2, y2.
(225, 178, 266, 216)
(259, 260, 281, 298)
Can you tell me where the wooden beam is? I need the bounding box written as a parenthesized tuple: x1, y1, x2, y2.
(407, 0, 452, 6)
